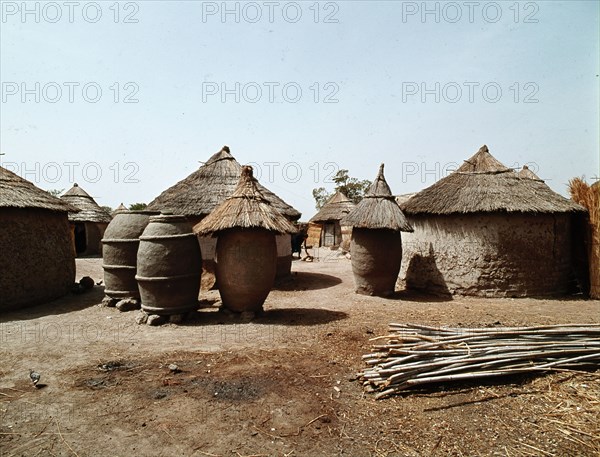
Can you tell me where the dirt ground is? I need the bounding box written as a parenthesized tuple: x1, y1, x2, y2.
(1, 251, 599, 457)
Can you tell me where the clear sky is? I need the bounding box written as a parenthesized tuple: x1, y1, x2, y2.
(1, 0, 598, 219)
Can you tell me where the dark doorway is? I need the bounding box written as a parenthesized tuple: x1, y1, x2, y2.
(74, 223, 87, 254)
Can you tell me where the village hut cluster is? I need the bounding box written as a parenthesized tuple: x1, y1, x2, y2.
(2, 143, 597, 317)
(146, 146, 301, 287)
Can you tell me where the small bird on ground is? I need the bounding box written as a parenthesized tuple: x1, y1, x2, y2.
(29, 370, 41, 387)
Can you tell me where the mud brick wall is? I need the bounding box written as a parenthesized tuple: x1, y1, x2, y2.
(0, 208, 75, 310)
(399, 213, 574, 297)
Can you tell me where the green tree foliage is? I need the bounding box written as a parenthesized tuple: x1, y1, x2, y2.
(129, 203, 147, 210)
(312, 187, 331, 210)
(312, 169, 371, 210)
(101, 205, 113, 214)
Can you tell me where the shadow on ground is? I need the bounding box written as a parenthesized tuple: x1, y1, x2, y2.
(389, 288, 454, 303)
(274, 272, 343, 291)
(182, 307, 348, 327)
(0, 286, 104, 323)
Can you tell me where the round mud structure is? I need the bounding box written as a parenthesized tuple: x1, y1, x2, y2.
(102, 211, 159, 299)
(216, 228, 277, 313)
(275, 233, 292, 279)
(351, 228, 402, 296)
(136, 215, 202, 315)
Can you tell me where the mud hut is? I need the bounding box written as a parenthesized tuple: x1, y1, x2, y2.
(341, 164, 413, 296)
(194, 166, 296, 313)
(0, 166, 79, 310)
(309, 191, 355, 248)
(399, 145, 587, 297)
(61, 183, 112, 256)
(147, 146, 301, 282)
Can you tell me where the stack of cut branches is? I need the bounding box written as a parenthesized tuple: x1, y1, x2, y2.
(359, 323, 600, 399)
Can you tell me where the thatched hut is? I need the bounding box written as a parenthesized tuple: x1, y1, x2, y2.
(399, 145, 587, 297)
(61, 183, 112, 256)
(341, 164, 413, 296)
(309, 191, 355, 248)
(0, 166, 78, 310)
(194, 165, 296, 313)
(147, 146, 301, 281)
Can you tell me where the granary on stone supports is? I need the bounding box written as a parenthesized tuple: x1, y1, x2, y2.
(147, 146, 301, 285)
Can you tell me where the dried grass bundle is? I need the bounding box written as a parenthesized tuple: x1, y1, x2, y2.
(569, 178, 600, 298)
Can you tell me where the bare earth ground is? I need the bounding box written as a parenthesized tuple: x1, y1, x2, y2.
(1, 251, 599, 457)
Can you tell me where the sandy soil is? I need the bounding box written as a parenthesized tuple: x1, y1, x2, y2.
(1, 252, 599, 457)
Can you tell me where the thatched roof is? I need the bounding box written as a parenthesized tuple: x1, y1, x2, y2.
(395, 192, 417, 206)
(60, 183, 112, 223)
(148, 146, 301, 221)
(194, 165, 297, 236)
(0, 166, 79, 213)
(112, 203, 128, 215)
(401, 145, 586, 216)
(517, 165, 543, 181)
(341, 164, 413, 232)
(309, 191, 356, 223)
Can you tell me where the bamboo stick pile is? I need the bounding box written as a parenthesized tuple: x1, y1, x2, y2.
(359, 323, 600, 399)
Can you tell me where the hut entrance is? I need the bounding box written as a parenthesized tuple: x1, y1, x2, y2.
(74, 222, 87, 254)
(322, 222, 336, 246)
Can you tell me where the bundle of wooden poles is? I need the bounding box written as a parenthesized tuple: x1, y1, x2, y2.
(359, 323, 600, 399)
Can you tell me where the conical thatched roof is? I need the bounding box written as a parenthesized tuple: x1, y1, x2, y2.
(147, 146, 301, 221)
(112, 203, 128, 215)
(401, 145, 586, 215)
(61, 183, 112, 223)
(341, 164, 413, 232)
(0, 166, 79, 213)
(194, 166, 297, 236)
(309, 191, 356, 223)
(517, 165, 543, 181)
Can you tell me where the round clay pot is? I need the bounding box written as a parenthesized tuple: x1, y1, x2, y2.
(215, 228, 277, 312)
(136, 215, 202, 315)
(350, 228, 402, 296)
(101, 210, 159, 299)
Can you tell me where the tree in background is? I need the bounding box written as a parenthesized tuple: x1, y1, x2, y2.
(312, 169, 371, 210)
(101, 205, 113, 214)
(129, 203, 147, 210)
